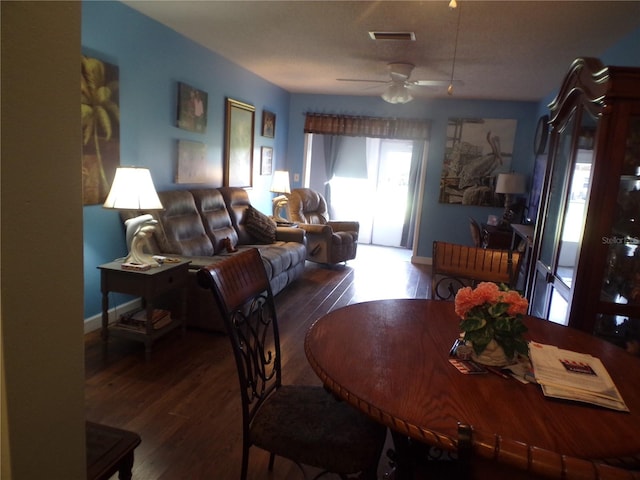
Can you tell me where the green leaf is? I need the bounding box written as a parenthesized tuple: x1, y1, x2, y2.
(460, 317, 486, 332)
(488, 302, 509, 317)
(470, 337, 490, 355)
(493, 316, 513, 333)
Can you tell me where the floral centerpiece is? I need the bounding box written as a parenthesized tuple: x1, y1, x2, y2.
(454, 282, 529, 366)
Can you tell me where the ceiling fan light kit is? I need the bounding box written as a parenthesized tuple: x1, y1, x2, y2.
(381, 63, 414, 104)
(381, 82, 413, 104)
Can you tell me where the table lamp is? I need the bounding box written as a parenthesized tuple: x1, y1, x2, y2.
(270, 170, 291, 223)
(103, 166, 164, 267)
(495, 172, 526, 224)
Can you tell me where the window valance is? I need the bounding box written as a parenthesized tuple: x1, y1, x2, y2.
(304, 113, 430, 140)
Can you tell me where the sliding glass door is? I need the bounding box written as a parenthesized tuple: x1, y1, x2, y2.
(305, 135, 419, 248)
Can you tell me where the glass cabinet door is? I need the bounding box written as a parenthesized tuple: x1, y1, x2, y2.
(531, 109, 596, 325)
(595, 115, 640, 343)
(601, 115, 640, 305)
(530, 111, 577, 322)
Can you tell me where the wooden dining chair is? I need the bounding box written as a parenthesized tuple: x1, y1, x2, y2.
(431, 241, 522, 300)
(197, 248, 386, 480)
(468, 217, 483, 248)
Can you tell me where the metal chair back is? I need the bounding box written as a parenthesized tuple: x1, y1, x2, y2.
(197, 248, 281, 428)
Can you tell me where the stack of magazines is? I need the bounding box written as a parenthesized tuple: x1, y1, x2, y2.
(529, 342, 628, 412)
(118, 309, 172, 331)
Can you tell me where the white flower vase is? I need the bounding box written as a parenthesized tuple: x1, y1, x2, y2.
(471, 339, 516, 367)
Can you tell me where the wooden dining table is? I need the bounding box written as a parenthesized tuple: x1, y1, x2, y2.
(304, 299, 640, 477)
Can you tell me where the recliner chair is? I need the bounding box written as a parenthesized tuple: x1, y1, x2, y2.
(289, 188, 359, 264)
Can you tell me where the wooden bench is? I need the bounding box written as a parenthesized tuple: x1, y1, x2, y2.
(431, 241, 522, 300)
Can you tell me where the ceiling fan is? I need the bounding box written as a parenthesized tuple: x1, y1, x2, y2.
(337, 62, 459, 104)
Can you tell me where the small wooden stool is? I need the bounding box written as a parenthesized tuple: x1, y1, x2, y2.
(86, 421, 141, 480)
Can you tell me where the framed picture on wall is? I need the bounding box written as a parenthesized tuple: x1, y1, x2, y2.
(260, 147, 273, 175)
(224, 98, 255, 188)
(81, 55, 120, 205)
(177, 82, 208, 134)
(439, 117, 518, 206)
(176, 140, 210, 184)
(262, 110, 275, 138)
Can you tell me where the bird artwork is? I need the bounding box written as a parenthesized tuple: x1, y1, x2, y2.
(458, 132, 503, 190)
(439, 118, 517, 206)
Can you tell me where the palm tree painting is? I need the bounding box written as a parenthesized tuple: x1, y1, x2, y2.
(81, 55, 120, 205)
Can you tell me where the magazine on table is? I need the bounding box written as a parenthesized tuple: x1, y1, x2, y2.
(529, 342, 629, 412)
(118, 308, 172, 331)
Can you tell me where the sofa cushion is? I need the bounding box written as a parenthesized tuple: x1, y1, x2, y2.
(218, 187, 254, 244)
(289, 188, 330, 224)
(244, 206, 277, 244)
(257, 242, 306, 279)
(190, 188, 238, 253)
(156, 190, 214, 256)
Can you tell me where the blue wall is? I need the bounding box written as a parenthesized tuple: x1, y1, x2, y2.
(82, 1, 290, 318)
(601, 27, 640, 67)
(535, 27, 640, 121)
(81, 1, 640, 321)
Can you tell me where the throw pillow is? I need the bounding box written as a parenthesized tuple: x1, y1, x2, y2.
(244, 206, 277, 244)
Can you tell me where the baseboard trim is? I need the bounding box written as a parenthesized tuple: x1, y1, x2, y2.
(411, 255, 431, 265)
(83, 298, 143, 334)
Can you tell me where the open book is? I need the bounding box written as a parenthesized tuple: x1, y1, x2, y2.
(529, 342, 629, 412)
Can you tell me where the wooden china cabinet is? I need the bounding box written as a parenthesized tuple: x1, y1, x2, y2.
(529, 57, 640, 348)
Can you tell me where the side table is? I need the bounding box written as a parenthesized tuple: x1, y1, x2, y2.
(98, 259, 190, 360)
(86, 421, 141, 480)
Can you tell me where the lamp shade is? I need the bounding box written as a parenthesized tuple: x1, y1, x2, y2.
(495, 173, 526, 195)
(270, 170, 291, 194)
(103, 167, 163, 210)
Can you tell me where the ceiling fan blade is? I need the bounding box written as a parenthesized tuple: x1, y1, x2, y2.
(410, 79, 464, 87)
(336, 78, 388, 84)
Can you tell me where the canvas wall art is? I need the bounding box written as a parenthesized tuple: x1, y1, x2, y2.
(176, 140, 210, 184)
(81, 55, 120, 205)
(177, 82, 208, 134)
(262, 110, 275, 138)
(439, 118, 518, 206)
(224, 98, 255, 188)
(260, 147, 273, 175)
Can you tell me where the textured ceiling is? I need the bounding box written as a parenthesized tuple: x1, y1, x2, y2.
(123, 0, 640, 101)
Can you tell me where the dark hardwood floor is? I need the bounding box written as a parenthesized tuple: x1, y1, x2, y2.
(85, 245, 432, 479)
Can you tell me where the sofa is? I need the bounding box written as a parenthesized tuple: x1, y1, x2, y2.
(123, 187, 307, 332)
(289, 188, 359, 264)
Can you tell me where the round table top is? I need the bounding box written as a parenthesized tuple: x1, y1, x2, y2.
(304, 298, 640, 461)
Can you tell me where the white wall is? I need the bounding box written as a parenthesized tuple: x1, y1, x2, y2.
(1, 2, 86, 478)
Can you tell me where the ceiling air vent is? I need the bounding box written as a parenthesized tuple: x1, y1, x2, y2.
(368, 31, 416, 41)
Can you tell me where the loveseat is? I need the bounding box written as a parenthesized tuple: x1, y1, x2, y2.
(123, 187, 307, 332)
